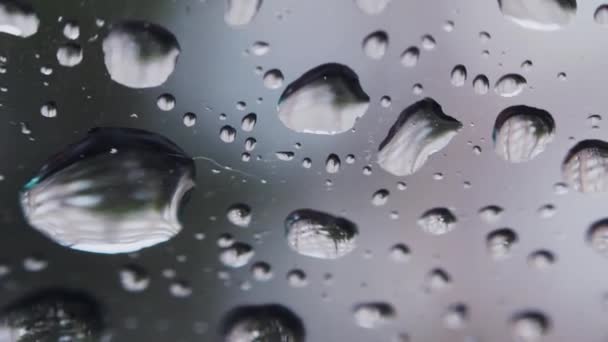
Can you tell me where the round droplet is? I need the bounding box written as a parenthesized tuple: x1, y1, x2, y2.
(412, 83, 423, 94)
(217, 233, 235, 248)
(473, 75, 489, 95)
(528, 250, 555, 269)
(56, 43, 83, 67)
(510, 311, 550, 342)
(241, 113, 257, 132)
(562, 140, 608, 193)
(418, 208, 457, 235)
(63, 21, 80, 40)
(443, 20, 455, 32)
(389, 244, 410, 263)
(353, 303, 395, 329)
(119, 264, 150, 292)
(521, 60, 533, 72)
(421, 34, 436, 50)
(40, 102, 57, 118)
(250, 41, 270, 56)
(251, 262, 273, 281)
(380, 96, 392, 108)
(301, 158, 312, 168)
(443, 304, 468, 329)
(183, 112, 196, 127)
(537, 204, 556, 218)
(588, 219, 608, 256)
(285, 209, 358, 259)
(227, 203, 252, 228)
(557, 72, 567, 81)
(450, 65, 467, 87)
(221, 305, 305, 342)
(478, 205, 503, 224)
(588, 114, 602, 129)
(426, 268, 451, 292)
(157, 93, 175, 111)
(20, 128, 196, 254)
(102, 21, 180, 88)
(0, 0, 39, 38)
(220, 125, 237, 143)
(263, 69, 284, 89)
(486, 228, 518, 259)
(371, 189, 389, 206)
(400, 47, 419, 67)
(362, 31, 388, 60)
(493, 105, 555, 163)
(494, 74, 526, 97)
(287, 269, 308, 287)
(220, 242, 255, 268)
(244, 137, 257, 151)
(479, 31, 491, 43)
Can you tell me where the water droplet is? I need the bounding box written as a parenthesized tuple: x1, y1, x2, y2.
(478, 205, 503, 224)
(354, 0, 391, 15)
(510, 311, 550, 342)
(528, 250, 555, 269)
(0, 0, 39, 37)
(157, 93, 175, 111)
(236, 101, 247, 111)
(473, 74, 489, 95)
(263, 69, 284, 89)
(20, 128, 195, 254)
(588, 114, 602, 129)
(217, 233, 235, 248)
(380, 96, 392, 108)
(493, 105, 555, 163)
(521, 60, 533, 71)
(287, 269, 308, 287)
(588, 219, 608, 256)
(479, 31, 491, 43)
(353, 303, 395, 329)
(220, 125, 237, 143)
(278, 63, 370, 135)
(443, 304, 468, 329)
(169, 280, 192, 298)
(595, 5, 608, 25)
(412, 83, 424, 95)
(244, 137, 257, 151)
(23, 255, 47, 272)
(487, 228, 518, 259)
(301, 158, 312, 168)
(220, 242, 255, 268)
(400, 47, 419, 67)
(102, 21, 180, 88)
(222, 305, 305, 342)
(62, 20, 79, 40)
(0, 290, 105, 340)
(443, 20, 455, 32)
(227, 203, 252, 228)
(285, 209, 357, 259)
(276, 151, 295, 161)
(40, 102, 57, 118)
(426, 268, 451, 291)
(56, 43, 83, 67)
(241, 113, 257, 132)
(371, 189, 389, 206)
(378, 98, 462, 176)
(418, 208, 457, 236)
(499, 0, 576, 31)
(557, 72, 567, 81)
(421, 34, 436, 50)
(389, 243, 410, 262)
(362, 31, 388, 60)
(183, 112, 197, 127)
(40, 65, 53, 75)
(450, 65, 467, 87)
(119, 264, 150, 292)
(537, 204, 556, 218)
(250, 41, 270, 55)
(494, 74, 526, 97)
(562, 140, 608, 193)
(251, 262, 273, 281)
(553, 182, 568, 195)
(326, 154, 341, 173)
(225, 0, 262, 26)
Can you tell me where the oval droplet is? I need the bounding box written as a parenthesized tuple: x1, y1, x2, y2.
(362, 31, 388, 60)
(225, 0, 263, 27)
(562, 140, 608, 193)
(56, 43, 83, 67)
(494, 74, 526, 97)
(486, 228, 518, 259)
(510, 311, 550, 342)
(227, 203, 252, 228)
(418, 208, 457, 236)
(219, 242, 255, 268)
(498, 0, 576, 31)
(400, 47, 419, 67)
(0, 0, 39, 38)
(353, 302, 396, 329)
(450, 65, 467, 87)
(354, 0, 392, 15)
(263, 69, 284, 89)
(222, 305, 305, 342)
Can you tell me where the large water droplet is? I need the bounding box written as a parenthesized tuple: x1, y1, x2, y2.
(377, 98, 462, 176)
(0, 289, 105, 341)
(225, 0, 262, 27)
(510, 311, 550, 341)
(222, 305, 304, 342)
(0, 0, 38, 38)
(278, 63, 370, 135)
(353, 303, 395, 329)
(102, 21, 180, 88)
(562, 140, 608, 193)
(494, 74, 526, 97)
(354, 0, 391, 15)
(493, 105, 555, 163)
(498, 0, 576, 31)
(285, 209, 358, 259)
(418, 208, 457, 235)
(362, 31, 388, 60)
(20, 127, 195, 254)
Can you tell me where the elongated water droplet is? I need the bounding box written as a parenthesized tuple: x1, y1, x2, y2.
(326, 154, 341, 173)
(354, 0, 391, 15)
(473, 75, 489, 95)
(250, 41, 269, 55)
(241, 113, 257, 132)
(102, 21, 180, 88)
(450, 65, 467, 87)
(285, 209, 358, 259)
(20, 128, 195, 254)
(498, 0, 576, 31)
(222, 305, 305, 342)
(418, 208, 457, 235)
(595, 5, 608, 25)
(378, 98, 462, 176)
(495, 74, 526, 97)
(562, 140, 608, 193)
(353, 303, 395, 329)
(493, 105, 555, 163)
(0, 0, 38, 38)
(588, 219, 608, 256)
(225, 0, 262, 27)
(510, 311, 550, 342)
(278, 63, 370, 135)
(362, 31, 388, 60)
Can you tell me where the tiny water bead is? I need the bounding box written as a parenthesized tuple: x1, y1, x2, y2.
(221, 305, 305, 342)
(287, 269, 308, 287)
(285, 209, 358, 259)
(380, 96, 392, 107)
(537, 204, 556, 219)
(510, 311, 550, 341)
(0, 289, 105, 341)
(421, 34, 436, 50)
(418, 208, 457, 235)
(389, 243, 410, 262)
(225, 0, 262, 27)
(378, 98, 462, 177)
(278, 63, 370, 135)
(362, 31, 388, 60)
(102, 20, 180, 88)
(226, 203, 252, 228)
(250, 41, 270, 55)
(426, 268, 451, 292)
(478, 205, 504, 224)
(479, 31, 491, 43)
(156, 93, 175, 111)
(562, 140, 608, 193)
(486, 228, 518, 259)
(353, 303, 395, 329)
(493, 105, 555, 163)
(0, 0, 39, 38)
(56, 43, 83, 67)
(263, 69, 284, 89)
(400, 47, 419, 67)
(20, 127, 195, 254)
(498, 0, 576, 31)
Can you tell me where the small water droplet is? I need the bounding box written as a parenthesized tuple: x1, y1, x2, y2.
(400, 47, 419, 67)
(478, 205, 503, 224)
(40, 101, 57, 118)
(62, 20, 80, 40)
(119, 264, 150, 292)
(527, 250, 555, 269)
(287, 269, 308, 287)
(183, 112, 197, 127)
(510, 311, 550, 342)
(263, 69, 284, 89)
(353, 302, 395, 329)
(220, 242, 255, 268)
(486, 228, 518, 259)
(494, 74, 526, 97)
(473, 75, 489, 95)
(251, 262, 273, 281)
(241, 113, 257, 132)
(227, 203, 252, 228)
(362, 31, 388, 60)
(371, 189, 389, 206)
(250, 41, 270, 55)
(325, 154, 341, 173)
(450, 65, 467, 87)
(157, 93, 175, 111)
(220, 125, 237, 143)
(421, 34, 436, 50)
(56, 43, 83, 67)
